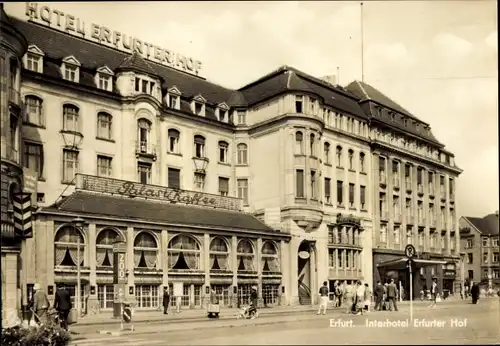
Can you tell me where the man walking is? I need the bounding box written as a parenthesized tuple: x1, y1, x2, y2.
(334, 281, 343, 308)
(54, 285, 72, 330)
(317, 281, 329, 315)
(429, 277, 438, 308)
(373, 281, 385, 311)
(162, 288, 170, 315)
(344, 281, 355, 313)
(31, 283, 50, 325)
(386, 279, 399, 311)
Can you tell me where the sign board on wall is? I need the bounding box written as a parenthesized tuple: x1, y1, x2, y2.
(76, 174, 243, 211)
(23, 167, 38, 208)
(25, 2, 202, 75)
(173, 282, 183, 297)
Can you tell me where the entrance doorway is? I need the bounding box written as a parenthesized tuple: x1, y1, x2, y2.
(297, 241, 314, 305)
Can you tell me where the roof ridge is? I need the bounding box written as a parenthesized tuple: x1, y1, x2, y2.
(355, 80, 370, 100)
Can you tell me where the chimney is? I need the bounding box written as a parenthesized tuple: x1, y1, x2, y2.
(320, 75, 337, 86)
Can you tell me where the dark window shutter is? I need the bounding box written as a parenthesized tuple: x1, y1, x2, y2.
(168, 168, 180, 188)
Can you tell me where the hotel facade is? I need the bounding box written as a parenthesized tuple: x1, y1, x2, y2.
(1, 3, 462, 318)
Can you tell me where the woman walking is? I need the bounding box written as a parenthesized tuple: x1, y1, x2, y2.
(363, 283, 372, 312)
(354, 281, 365, 315)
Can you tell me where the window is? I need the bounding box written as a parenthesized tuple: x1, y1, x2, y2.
(97, 285, 114, 309)
(237, 179, 249, 205)
(295, 95, 303, 113)
(418, 229, 424, 247)
(417, 167, 423, 185)
(237, 110, 246, 125)
(96, 229, 119, 267)
(295, 131, 304, 155)
(98, 74, 111, 91)
(218, 141, 229, 163)
(218, 109, 227, 122)
(97, 155, 112, 177)
(493, 238, 499, 247)
(194, 102, 203, 115)
(168, 94, 179, 109)
(465, 239, 473, 249)
(324, 142, 331, 164)
(493, 253, 499, 263)
(379, 192, 386, 216)
(54, 226, 85, 267)
(168, 129, 180, 154)
(219, 177, 229, 196)
(135, 285, 160, 309)
(26, 53, 41, 72)
(483, 253, 488, 263)
(349, 183, 355, 208)
(359, 152, 365, 173)
(430, 232, 436, 248)
(168, 168, 181, 189)
(262, 241, 280, 273)
(310, 170, 317, 199)
(393, 226, 400, 245)
(137, 163, 151, 184)
(134, 232, 158, 269)
(360, 185, 366, 210)
(23, 142, 43, 178)
(194, 135, 205, 158)
(62, 149, 78, 182)
(324, 178, 331, 204)
(393, 196, 400, 217)
(296, 169, 304, 198)
(441, 235, 446, 250)
(336, 146, 342, 167)
(406, 227, 413, 245)
(449, 178, 454, 199)
(62, 104, 79, 132)
(237, 143, 248, 165)
(209, 237, 230, 273)
(63, 64, 78, 82)
(380, 224, 387, 243)
(168, 234, 200, 270)
(97, 112, 112, 140)
(24, 95, 44, 126)
(137, 119, 151, 153)
(309, 134, 315, 156)
(348, 149, 354, 170)
(482, 237, 488, 247)
(337, 180, 343, 206)
(468, 270, 474, 280)
(194, 173, 205, 191)
(237, 239, 255, 272)
(309, 97, 316, 114)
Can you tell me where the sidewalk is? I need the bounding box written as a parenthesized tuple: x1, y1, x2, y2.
(73, 299, 441, 327)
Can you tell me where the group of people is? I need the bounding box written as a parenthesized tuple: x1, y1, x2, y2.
(317, 280, 373, 316)
(30, 283, 73, 330)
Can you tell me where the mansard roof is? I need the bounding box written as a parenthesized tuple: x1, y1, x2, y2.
(115, 50, 160, 79)
(464, 214, 499, 236)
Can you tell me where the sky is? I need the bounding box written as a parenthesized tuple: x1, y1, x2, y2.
(5, 1, 498, 217)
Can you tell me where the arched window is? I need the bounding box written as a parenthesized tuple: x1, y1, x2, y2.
(168, 234, 201, 270)
(359, 152, 365, 173)
(209, 237, 230, 271)
(261, 241, 280, 273)
(237, 143, 248, 165)
(54, 226, 85, 267)
(96, 229, 119, 267)
(137, 118, 151, 152)
(133, 232, 158, 269)
(348, 149, 354, 170)
(25, 95, 44, 126)
(336, 146, 343, 168)
(237, 239, 255, 272)
(309, 134, 315, 156)
(97, 112, 112, 140)
(194, 135, 205, 158)
(63, 104, 79, 132)
(324, 142, 331, 164)
(295, 131, 303, 155)
(168, 128, 180, 154)
(218, 141, 229, 163)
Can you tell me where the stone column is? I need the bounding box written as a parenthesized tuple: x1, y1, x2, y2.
(161, 229, 169, 288)
(203, 233, 210, 307)
(257, 238, 263, 307)
(280, 240, 288, 306)
(231, 236, 238, 306)
(126, 227, 135, 303)
(87, 223, 98, 313)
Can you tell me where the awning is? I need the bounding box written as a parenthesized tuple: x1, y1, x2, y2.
(377, 258, 447, 271)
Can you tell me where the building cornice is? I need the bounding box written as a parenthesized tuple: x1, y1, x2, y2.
(370, 117, 443, 148)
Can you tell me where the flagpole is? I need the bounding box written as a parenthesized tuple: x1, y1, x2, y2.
(361, 1, 365, 82)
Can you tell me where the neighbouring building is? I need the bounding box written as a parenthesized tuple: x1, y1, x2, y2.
(459, 212, 499, 288)
(1, 3, 464, 316)
(346, 82, 463, 299)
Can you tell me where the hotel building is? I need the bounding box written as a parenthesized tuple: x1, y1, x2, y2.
(1, 3, 462, 318)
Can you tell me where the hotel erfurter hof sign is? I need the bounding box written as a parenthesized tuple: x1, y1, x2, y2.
(75, 174, 243, 212)
(25, 2, 202, 76)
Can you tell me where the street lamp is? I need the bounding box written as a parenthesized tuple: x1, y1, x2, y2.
(71, 217, 86, 321)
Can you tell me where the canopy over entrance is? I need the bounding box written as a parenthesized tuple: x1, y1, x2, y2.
(377, 258, 447, 271)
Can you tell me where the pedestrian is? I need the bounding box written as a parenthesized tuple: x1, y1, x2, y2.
(31, 283, 50, 325)
(470, 282, 479, 304)
(54, 285, 72, 330)
(248, 286, 259, 319)
(354, 281, 365, 315)
(317, 281, 329, 315)
(386, 279, 399, 311)
(373, 281, 384, 311)
(429, 277, 438, 308)
(334, 281, 343, 308)
(208, 287, 220, 318)
(363, 283, 372, 312)
(344, 281, 354, 314)
(162, 288, 170, 315)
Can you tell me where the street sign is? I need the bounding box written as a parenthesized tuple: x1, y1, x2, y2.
(404, 244, 416, 259)
(122, 305, 132, 323)
(113, 241, 127, 285)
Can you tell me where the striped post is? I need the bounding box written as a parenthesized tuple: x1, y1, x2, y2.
(13, 192, 33, 238)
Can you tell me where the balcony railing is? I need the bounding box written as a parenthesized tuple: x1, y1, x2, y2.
(1, 140, 20, 164)
(135, 140, 157, 160)
(9, 87, 20, 105)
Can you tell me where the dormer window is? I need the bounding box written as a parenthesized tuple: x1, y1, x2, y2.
(61, 56, 81, 83)
(134, 77, 156, 96)
(166, 86, 181, 110)
(191, 95, 206, 116)
(295, 95, 303, 113)
(95, 66, 114, 92)
(217, 103, 229, 122)
(236, 110, 246, 125)
(24, 45, 44, 73)
(309, 97, 316, 114)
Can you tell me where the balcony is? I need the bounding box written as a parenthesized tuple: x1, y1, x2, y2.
(8, 87, 20, 105)
(1, 140, 20, 165)
(405, 179, 412, 192)
(135, 140, 157, 161)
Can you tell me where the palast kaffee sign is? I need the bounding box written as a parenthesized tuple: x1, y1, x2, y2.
(25, 2, 202, 76)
